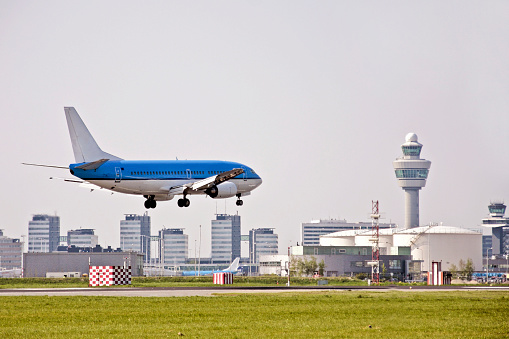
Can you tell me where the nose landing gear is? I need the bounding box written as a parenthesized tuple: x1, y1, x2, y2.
(236, 194, 243, 206)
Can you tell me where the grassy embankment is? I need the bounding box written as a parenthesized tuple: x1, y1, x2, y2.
(0, 291, 507, 338)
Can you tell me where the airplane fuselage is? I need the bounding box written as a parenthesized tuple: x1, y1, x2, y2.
(69, 159, 262, 201)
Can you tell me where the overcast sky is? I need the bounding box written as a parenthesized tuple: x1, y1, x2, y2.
(1, 1, 508, 256)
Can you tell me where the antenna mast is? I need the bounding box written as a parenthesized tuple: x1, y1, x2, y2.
(370, 200, 380, 285)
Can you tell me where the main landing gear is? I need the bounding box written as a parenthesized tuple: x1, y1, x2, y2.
(236, 194, 243, 206)
(177, 197, 190, 208)
(144, 195, 157, 209)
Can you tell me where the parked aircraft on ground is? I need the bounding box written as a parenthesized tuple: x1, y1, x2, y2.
(25, 107, 262, 209)
(181, 257, 241, 276)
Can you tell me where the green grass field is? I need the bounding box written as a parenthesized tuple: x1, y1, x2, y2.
(0, 291, 507, 338)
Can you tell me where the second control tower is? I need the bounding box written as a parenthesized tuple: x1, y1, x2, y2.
(393, 133, 431, 229)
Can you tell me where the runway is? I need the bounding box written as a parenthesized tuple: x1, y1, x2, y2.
(1, 285, 508, 297)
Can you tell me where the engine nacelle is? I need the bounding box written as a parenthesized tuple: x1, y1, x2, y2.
(206, 182, 238, 199)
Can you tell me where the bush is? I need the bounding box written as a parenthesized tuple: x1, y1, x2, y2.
(355, 273, 367, 280)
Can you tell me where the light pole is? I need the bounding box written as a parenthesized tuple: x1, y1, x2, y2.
(504, 254, 509, 282)
(140, 235, 151, 265)
(20, 235, 26, 278)
(198, 225, 201, 277)
(486, 247, 492, 283)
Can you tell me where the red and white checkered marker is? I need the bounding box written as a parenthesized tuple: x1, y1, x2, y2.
(213, 272, 233, 285)
(89, 266, 132, 287)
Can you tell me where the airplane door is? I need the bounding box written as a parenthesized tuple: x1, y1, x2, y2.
(115, 167, 122, 183)
(186, 169, 191, 179)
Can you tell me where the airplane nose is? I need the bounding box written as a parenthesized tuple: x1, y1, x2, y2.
(256, 178, 263, 187)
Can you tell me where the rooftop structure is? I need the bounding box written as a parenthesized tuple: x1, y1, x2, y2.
(393, 133, 431, 229)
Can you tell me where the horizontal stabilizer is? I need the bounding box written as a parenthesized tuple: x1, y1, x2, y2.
(50, 176, 84, 183)
(50, 177, 103, 191)
(75, 158, 109, 170)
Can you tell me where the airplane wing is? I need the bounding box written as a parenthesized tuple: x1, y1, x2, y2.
(190, 168, 244, 191)
(162, 168, 244, 195)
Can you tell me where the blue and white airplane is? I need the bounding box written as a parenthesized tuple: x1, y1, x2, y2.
(27, 107, 262, 209)
(182, 257, 241, 276)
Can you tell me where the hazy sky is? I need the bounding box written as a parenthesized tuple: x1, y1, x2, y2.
(1, 1, 508, 256)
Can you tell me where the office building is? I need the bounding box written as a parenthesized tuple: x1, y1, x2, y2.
(28, 214, 60, 252)
(159, 228, 188, 266)
(211, 214, 241, 263)
(120, 212, 151, 262)
(482, 202, 509, 256)
(289, 245, 413, 279)
(67, 229, 98, 249)
(393, 133, 432, 228)
(302, 219, 394, 246)
(249, 228, 278, 264)
(0, 230, 23, 270)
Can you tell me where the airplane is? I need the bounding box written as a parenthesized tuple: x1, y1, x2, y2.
(182, 257, 241, 276)
(25, 107, 262, 209)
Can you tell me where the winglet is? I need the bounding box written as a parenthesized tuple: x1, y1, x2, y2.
(64, 107, 122, 163)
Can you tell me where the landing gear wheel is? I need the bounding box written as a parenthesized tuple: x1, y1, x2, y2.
(236, 199, 243, 206)
(178, 198, 190, 208)
(144, 196, 156, 209)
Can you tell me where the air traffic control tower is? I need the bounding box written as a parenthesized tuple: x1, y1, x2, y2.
(482, 202, 509, 255)
(393, 133, 431, 229)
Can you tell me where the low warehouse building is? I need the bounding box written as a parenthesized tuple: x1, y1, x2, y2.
(23, 252, 144, 277)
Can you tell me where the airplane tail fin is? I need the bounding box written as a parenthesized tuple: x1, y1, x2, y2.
(224, 257, 240, 272)
(64, 107, 122, 163)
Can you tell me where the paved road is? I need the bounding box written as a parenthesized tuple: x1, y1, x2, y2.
(1, 285, 508, 297)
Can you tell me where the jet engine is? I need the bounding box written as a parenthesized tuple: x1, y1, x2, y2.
(205, 182, 238, 199)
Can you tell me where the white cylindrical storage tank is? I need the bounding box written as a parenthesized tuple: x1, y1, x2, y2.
(319, 230, 361, 246)
(320, 236, 356, 246)
(354, 230, 375, 246)
(397, 226, 482, 272)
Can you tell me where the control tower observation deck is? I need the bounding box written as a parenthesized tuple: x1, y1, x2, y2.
(393, 133, 432, 229)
